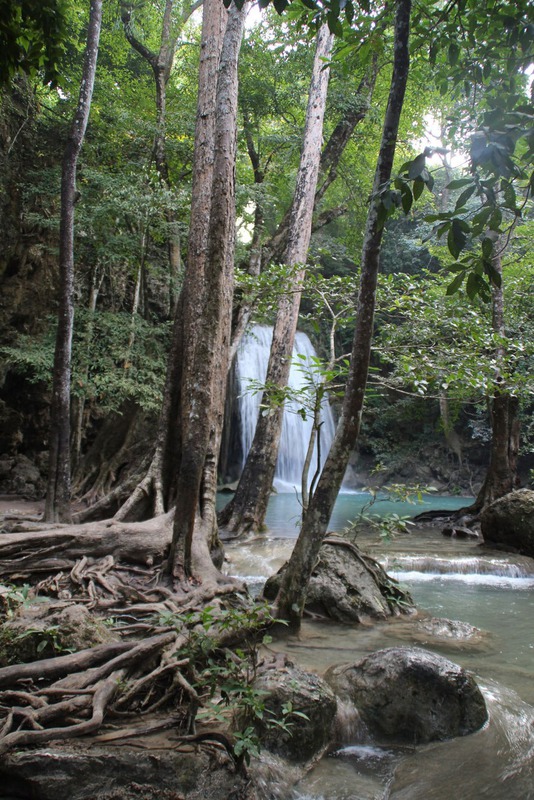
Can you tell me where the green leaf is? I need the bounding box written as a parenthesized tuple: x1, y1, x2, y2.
(401, 185, 413, 214)
(483, 259, 502, 287)
(407, 153, 426, 180)
(446, 178, 473, 191)
(273, 0, 289, 14)
(465, 272, 478, 300)
(447, 219, 468, 259)
(448, 42, 460, 66)
(413, 176, 425, 201)
(326, 12, 344, 37)
(454, 184, 476, 210)
(481, 237, 494, 259)
(466, 273, 491, 302)
(489, 207, 503, 231)
(446, 272, 466, 295)
(471, 205, 493, 235)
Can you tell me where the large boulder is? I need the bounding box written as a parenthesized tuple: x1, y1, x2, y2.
(324, 646, 488, 744)
(264, 538, 414, 624)
(0, 744, 253, 800)
(0, 453, 45, 498)
(250, 659, 337, 763)
(481, 489, 534, 557)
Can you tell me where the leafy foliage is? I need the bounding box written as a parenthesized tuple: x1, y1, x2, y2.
(0, 0, 67, 85)
(375, 264, 534, 402)
(2, 310, 171, 414)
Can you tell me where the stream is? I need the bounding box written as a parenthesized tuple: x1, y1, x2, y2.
(221, 492, 534, 800)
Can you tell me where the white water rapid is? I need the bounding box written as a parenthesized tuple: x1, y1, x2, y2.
(235, 325, 336, 491)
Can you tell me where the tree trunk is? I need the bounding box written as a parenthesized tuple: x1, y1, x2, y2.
(112, 0, 226, 524)
(466, 246, 520, 513)
(45, 0, 103, 524)
(274, 0, 412, 627)
(261, 60, 379, 269)
(71, 266, 102, 475)
(168, 0, 246, 583)
(218, 24, 334, 536)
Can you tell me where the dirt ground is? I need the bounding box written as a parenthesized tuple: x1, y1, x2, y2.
(0, 495, 44, 519)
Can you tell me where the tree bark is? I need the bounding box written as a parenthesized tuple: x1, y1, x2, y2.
(274, 0, 412, 627)
(218, 24, 334, 536)
(168, 0, 246, 583)
(467, 246, 520, 513)
(261, 59, 379, 269)
(121, 0, 203, 315)
(45, 0, 103, 524)
(112, 0, 226, 524)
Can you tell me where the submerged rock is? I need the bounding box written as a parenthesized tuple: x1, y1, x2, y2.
(324, 646, 488, 744)
(481, 489, 534, 558)
(389, 615, 493, 653)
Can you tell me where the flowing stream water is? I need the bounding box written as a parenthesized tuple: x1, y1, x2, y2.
(221, 492, 534, 800)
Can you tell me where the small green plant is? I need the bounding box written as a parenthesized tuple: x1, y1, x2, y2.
(343, 480, 433, 542)
(158, 601, 298, 767)
(0, 583, 32, 619)
(233, 727, 261, 763)
(15, 624, 75, 657)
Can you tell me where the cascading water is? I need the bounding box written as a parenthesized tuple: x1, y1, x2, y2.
(235, 325, 336, 491)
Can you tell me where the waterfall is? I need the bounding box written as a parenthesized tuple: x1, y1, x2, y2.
(235, 325, 336, 492)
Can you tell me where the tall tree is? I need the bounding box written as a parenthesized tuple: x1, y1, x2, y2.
(45, 0, 103, 523)
(219, 22, 334, 535)
(468, 244, 521, 511)
(168, 0, 247, 587)
(274, 0, 412, 626)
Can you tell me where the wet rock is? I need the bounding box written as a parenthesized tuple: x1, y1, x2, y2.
(264, 538, 414, 624)
(250, 659, 337, 763)
(481, 489, 534, 558)
(324, 646, 488, 744)
(390, 615, 494, 653)
(442, 526, 480, 540)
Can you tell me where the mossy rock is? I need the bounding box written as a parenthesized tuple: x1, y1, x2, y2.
(0, 602, 118, 665)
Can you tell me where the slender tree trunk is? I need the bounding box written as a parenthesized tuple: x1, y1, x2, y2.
(218, 24, 334, 536)
(121, 0, 203, 316)
(274, 0, 412, 627)
(71, 267, 102, 474)
(45, 0, 102, 523)
(168, 0, 247, 583)
(468, 246, 520, 512)
(261, 60, 379, 269)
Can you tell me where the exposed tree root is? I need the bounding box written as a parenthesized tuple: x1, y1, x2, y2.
(0, 513, 260, 765)
(0, 598, 260, 764)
